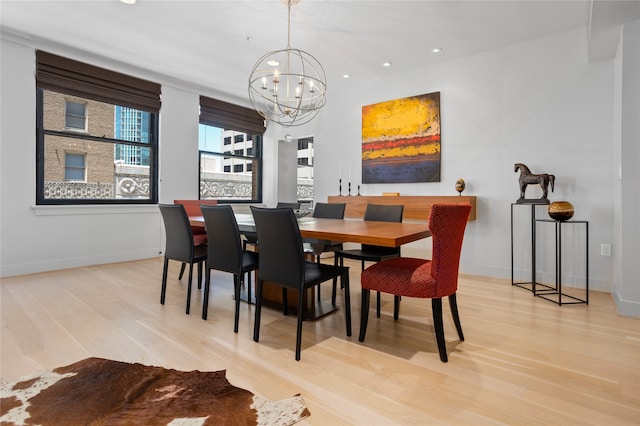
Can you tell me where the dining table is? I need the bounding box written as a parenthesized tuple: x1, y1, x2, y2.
(189, 213, 431, 319)
(190, 214, 431, 247)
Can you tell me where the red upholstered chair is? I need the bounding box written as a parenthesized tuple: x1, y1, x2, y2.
(359, 203, 472, 362)
(173, 199, 217, 283)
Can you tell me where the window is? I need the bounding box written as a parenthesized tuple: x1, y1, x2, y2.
(298, 137, 312, 150)
(65, 153, 86, 181)
(296, 136, 314, 202)
(36, 51, 160, 204)
(114, 106, 151, 166)
(198, 96, 265, 202)
(65, 101, 86, 131)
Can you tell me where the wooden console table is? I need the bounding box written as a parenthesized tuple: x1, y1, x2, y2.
(327, 195, 477, 221)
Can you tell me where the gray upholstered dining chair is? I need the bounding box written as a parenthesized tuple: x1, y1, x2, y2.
(334, 204, 404, 318)
(243, 201, 302, 251)
(304, 202, 347, 305)
(174, 199, 218, 284)
(250, 206, 351, 361)
(159, 204, 207, 315)
(200, 205, 259, 333)
(276, 201, 301, 209)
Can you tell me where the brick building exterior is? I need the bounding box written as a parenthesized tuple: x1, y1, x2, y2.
(43, 90, 115, 184)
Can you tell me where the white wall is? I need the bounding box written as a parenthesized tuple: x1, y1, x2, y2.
(276, 139, 299, 205)
(0, 36, 281, 277)
(613, 21, 640, 317)
(158, 86, 200, 203)
(1, 26, 638, 315)
(309, 28, 617, 295)
(0, 40, 163, 276)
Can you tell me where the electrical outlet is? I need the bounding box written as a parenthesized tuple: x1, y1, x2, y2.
(601, 244, 611, 256)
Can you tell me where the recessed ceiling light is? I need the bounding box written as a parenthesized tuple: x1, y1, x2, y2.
(382, 61, 392, 67)
(343, 74, 351, 79)
(120, 0, 137, 4)
(431, 48, 443, 53)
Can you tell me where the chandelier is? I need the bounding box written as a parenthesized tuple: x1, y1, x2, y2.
(248, 0, 327, 128)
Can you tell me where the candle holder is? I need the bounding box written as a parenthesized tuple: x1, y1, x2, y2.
(357, 185, 361, 196)
(339, 179, 342, 196)
(348, 182, 351, 196)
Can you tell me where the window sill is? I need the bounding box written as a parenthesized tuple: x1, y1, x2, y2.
(32, 204, 158, 216)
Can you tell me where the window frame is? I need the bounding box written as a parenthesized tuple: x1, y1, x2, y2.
(198, 135, 263, 203)
(35, 51, 160, 205)
(198, 96, 265, 204)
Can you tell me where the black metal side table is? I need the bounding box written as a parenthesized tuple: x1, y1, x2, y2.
(534, 219, 589, 305)
(511, 201, 556, 295)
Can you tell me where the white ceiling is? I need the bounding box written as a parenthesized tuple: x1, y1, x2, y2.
(1, 0, 638, 104)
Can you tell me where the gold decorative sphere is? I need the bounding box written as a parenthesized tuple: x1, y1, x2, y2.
(548, 201, 574, 221)
(455, 178, 466, 195)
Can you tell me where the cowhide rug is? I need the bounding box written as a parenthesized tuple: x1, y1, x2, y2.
(0, 357, 310, 426)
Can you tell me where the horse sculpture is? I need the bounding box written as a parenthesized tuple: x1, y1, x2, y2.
(514, 163, 555, 201)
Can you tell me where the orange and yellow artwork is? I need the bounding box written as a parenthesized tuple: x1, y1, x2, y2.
(362, 92, 440, 183)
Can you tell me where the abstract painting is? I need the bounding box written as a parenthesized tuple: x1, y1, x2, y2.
(362, 92, 440, 183)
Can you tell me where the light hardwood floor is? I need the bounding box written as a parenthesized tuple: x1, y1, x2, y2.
(1, 257, 639, 425)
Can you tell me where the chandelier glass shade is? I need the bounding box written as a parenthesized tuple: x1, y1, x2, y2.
(248, 1, 327, 128)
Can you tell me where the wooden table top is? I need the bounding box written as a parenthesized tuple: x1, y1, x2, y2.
(189, 214, 431, 248)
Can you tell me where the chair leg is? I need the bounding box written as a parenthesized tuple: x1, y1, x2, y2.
(295, 290, 305, 361)
(316, 256, 322, 302)
(331, 255, 340, 305)
(360, 259, 380, 318)
(432, 298, 448, 362)
(186, 263, 194, 315)
(160, 258, 169, 305)
(233, 275, 241, 333)
(178, 262, 186, 280)
(331, 287, 337, 307)
(246, 270, 253, 304)
(342, 271, 352, 337)
(449, 293, 464, 341)
(393, 295, 401, 320)
(282, 288, 289, 316)
(202, 267, 211, 320)
(316, 255, 322, 303)
(358, 289, 371, 342)
(196, 261, 203, 290)
(253, 280, 264, 342)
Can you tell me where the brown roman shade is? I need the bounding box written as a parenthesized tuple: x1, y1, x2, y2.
(36, 50, 161, 112)
(199, 96, 266, 135)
